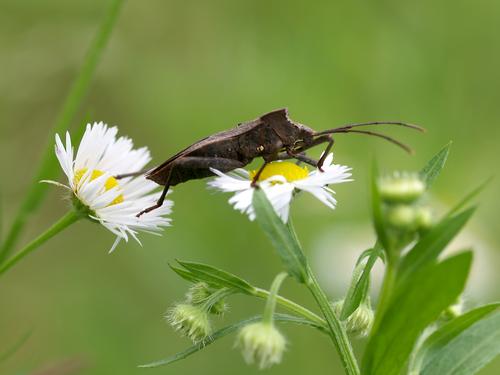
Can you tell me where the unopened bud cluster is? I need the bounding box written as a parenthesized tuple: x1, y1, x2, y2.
(379, 172, 433, 234)
(166, 282, 229, 343)
(332, 299, 374, 338)
(186, 282, 228, 315)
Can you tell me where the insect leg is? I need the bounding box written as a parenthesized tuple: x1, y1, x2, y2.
(316, 136, 334, 171)
(136, 170, 173, 217)
(250, 161, 269, 187)
(115, 168, 151, 179)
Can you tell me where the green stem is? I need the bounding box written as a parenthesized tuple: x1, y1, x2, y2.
(0, 0, 124, 262)
(306, 267, 360, 375)
(262, 273, 288, 324)
(371, 258, 397, 333)
(0, 211, 81, 277)
(254, 288, 326, 327)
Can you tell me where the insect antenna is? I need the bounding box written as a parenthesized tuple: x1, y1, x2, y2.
(313, 121, 424, 154)
(329, 129, 415, 153)
(314, 121, 425, 136)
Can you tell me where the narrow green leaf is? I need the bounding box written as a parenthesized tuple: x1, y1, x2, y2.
(0, 0, 124, 261)
(252, 189, 308, 283)
(169, 264, 202, 284)
(399, 207, 475, 280)
(411, 303, 500, 374)
(419, 142, 451, 188)
(139, 313, 325, 368)
(176, 260, 256, 295)
(363, 252, 472, 375)
(340, 244, 383, 320)
(446, 177, 492, 217)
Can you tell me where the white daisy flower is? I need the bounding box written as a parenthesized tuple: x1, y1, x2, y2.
(208, 153, 352, 222)
(44, 122, 173, 252)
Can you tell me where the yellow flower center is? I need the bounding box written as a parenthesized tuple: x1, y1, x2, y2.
(249, 162, 309, 182)
(74, 168, 124, 205)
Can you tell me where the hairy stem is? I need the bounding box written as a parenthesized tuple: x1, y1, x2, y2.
(306, 267, 360, 375)
(262, 273, 288, 324)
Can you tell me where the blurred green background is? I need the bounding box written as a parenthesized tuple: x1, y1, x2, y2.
(1, 0, 499, 374)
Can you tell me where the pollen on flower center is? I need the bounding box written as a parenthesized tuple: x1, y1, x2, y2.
(249, 162, 308, 182)
(74, 168, 124, 205)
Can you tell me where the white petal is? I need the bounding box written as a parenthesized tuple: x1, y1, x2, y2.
(49, 122, 173, 252)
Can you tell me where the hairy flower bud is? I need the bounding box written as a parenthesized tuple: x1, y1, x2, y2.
(379, 172, 426, 204)
(332, 299, 374, 337)
(186, 282, 228, 315)
(236, 322, 286, 369)
(166, 304, 211, 343)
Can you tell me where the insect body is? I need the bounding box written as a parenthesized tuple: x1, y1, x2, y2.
(117, 108, 423, 217)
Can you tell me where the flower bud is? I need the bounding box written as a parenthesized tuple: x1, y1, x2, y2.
(332, 299, 374, 337)
(415, 206, 433, 231)
(186, 282, 228, 315)
(166, 303, 211, 343)
(379, 172, 425, 204)
(236, 322, 286, 369)
(386, 204, 418, 231)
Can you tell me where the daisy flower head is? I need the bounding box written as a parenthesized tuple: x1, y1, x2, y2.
(46, 122, 173, 252)
(208, 153, 352, 222)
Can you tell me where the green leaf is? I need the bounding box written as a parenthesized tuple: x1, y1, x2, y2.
(446, 178, 491, 218)
(398, 208, 475, 280)
(252, 189, 308, 283)
(412, 303, 500, 375)
(362, 252, 472, 375)
(421, 308, 500, 375)
(169, 264, 202, 284)
(340, 244, 383, 320)
(139, 313, 325, 368)
(0, 0, 124, 261)
(419, 142, 451, 188)
(176, 260, 256, 295)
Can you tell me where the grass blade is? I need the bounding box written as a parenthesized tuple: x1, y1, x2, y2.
(0, 0, 124, 261)
(0, 329, 33, 363)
